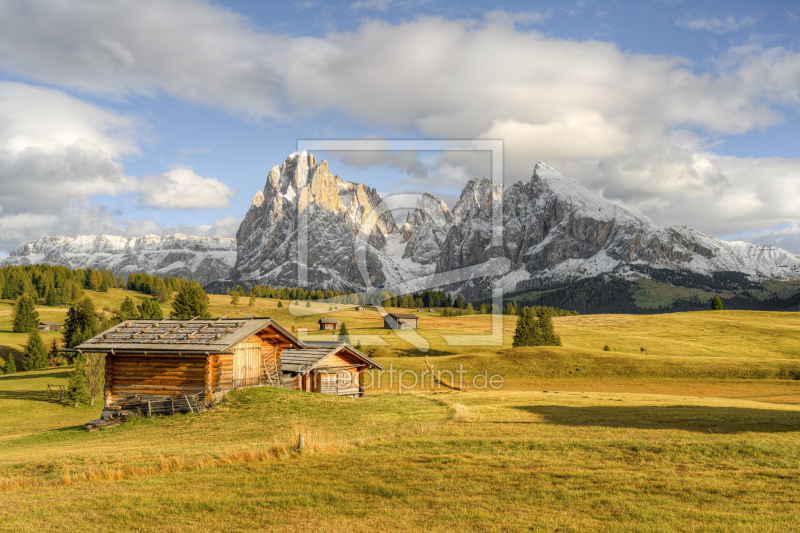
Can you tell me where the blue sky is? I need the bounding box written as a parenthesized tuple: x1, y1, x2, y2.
(0, 0, 798, 255)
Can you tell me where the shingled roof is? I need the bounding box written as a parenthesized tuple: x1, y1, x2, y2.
(74, 317, 305, 355)
(281, 344, 384, 374)
(386, 313, 418, 319)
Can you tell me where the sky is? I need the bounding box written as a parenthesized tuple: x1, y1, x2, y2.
(0, 0, 799, 256)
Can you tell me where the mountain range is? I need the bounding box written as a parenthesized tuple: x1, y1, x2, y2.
(4, 151, 800, 300)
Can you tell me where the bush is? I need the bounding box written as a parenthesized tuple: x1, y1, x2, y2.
(603, 344, 610, 351)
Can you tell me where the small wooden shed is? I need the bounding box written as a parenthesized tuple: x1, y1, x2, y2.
(318, 318, 340, 330)
(74, 317, 305, 408)
(383, 313, 418, 329)
(280, 344, 383, 397)
(38, 322, 62, 332)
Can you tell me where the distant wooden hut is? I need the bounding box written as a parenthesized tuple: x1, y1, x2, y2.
(383, 313, 418, 329)
(74, 317, 305, 409)
(280, 344, 383, 396)
(38, 322, 62, 332)
(355, 306, 365, 311)
(318, 318, 340, 330)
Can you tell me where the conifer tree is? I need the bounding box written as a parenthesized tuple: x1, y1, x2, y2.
(67, 356, 89, 407)
(538, 308, 562, 346)
(305, 300, 311, 307)
(512, 308, 541, 347)
(711, 296, 723, 310)
(455, 294, 465, 309)
(48, 338, 60, 367)
(339, 322, 351, 345)
(170, 280, 211, 319)
(119, 296, 138, 319)
(12, 293, 39, 333)
(22, 330, 48, 371)
(98, 277, 109, 293)
(231, 291, 240, 307)
(138, 299, 164, 319)
(277, 301, 284, 308)
(249, 295, 256, 307)
(84, 353, 105, 407)
(5, 353, 16, 374)
(116, 274, 125, 288)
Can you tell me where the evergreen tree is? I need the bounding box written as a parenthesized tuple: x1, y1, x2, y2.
(116, 274, 125, 288)
(466, 303, 474, 314)
(711, 296, 723, 310)
(138, 299, 164, 319)
(12, 293, 39, 333)
(249, 295, 256, 307)
(5, 353, 16, 374)
(230, 291, 240, 307)
(48, 338, 60, 367)
(119, 296, 138, 319)
(455, 294, 465, 309)
(22, 330, 48, 371)
(66, 356, 89, 407)
(62, 306, 80, 349)
(98, 277, 109, 293)
(170, 281, 211, 319)
(339, 322, 351, 345)
(537, 309, 562, 346)
(512, 308, 542, 347)
(83, 353, 105, 407)
(305, 300, 311, 307)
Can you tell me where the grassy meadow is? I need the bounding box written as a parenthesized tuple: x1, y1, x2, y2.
(0, 288, 799, 531)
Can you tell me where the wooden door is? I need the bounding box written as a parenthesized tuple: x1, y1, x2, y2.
(233, 341, 261, 388)
(320, 373, 338, 395)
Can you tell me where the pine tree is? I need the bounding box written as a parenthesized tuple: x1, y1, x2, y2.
(711, 296, 723, 310)
(5, 353, 16, 374)
(138, 299, 164, 319)
(512, 308, 542, 347)
(22, 330, 48, 371)
(277, 301, 283, 308)
(455, 294, 465, 309)
(231, 291, 240, 307)
(116, 274, 125, 288)
(48, 338, 60, 367)
(119, 296, 138, 319)
(98, 277, 109, 293)
(67, 356, 89, 407)
(170, 281, 211, 319)
(466, 303, 474, 314)
(305, 300, 311, 307)
(249, 295, 256, 307)
(83, 353, 105, 407)
(339, 322, 351, 345)
(538, 308, 562, 346)
(12, 293, 39, 333)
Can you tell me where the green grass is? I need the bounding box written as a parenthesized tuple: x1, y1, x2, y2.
(2, 291, 800, 530)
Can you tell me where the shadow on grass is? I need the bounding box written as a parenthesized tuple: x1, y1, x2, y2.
(512, 404, 800, 433)
(0, 390, 68, 402)
(0, 369, 72, 382)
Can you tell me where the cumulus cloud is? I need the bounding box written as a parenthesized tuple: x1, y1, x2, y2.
(139, 168, 236, 210)
(1, 2, 800, 248)
(677, 14, 757, 33)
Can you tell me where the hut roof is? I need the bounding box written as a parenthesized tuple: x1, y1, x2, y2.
(318, 318, 340, 324)
(281, 344, 384, 374)
(386, 313, 418, 320)
(73, 317, 305, 355)
(39, 322, 62, 326)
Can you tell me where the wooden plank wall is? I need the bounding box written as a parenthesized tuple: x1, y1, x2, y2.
(106, 354, 208, 404)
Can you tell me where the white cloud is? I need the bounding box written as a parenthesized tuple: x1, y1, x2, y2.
(350, 0, 393, 11)
(677, 14, 757, 33)
(0, 3, 799, 248)
(139, 168, 236, 210)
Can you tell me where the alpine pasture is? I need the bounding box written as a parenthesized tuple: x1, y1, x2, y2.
(1, 289, 799, 532)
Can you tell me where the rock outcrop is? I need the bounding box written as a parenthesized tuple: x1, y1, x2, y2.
(1, 234, 236, 283)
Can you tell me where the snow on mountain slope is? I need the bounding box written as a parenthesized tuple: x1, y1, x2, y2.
(1, 234, 237, 283)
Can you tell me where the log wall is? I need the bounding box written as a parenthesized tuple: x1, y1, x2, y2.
(106, 354, 208, 405)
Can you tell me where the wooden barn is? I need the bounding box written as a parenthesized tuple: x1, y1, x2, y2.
(38, 322, 62, 332)
(383, 313, 418, 329)
(74, 317, 305, 409)
(318, 318, 340, 330)
(280, 344, 383, 397)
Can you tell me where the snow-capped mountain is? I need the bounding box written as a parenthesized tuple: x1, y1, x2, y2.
(6, 152, 800, 298)
(1, 234, 236, 284)
(235, 153, 800, 299)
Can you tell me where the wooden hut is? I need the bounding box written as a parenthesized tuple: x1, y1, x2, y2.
(383, 313, 418, 329)
(74, 317, 305, 409)
(318, 318, 340, 330)
(280, 344, 383, 397)
(38, 322, 62, 332)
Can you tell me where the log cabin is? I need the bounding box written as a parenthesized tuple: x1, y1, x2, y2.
(383, 313, 418, 329)
(280, 344, 383, 397)
(74, 317, 305, 409)
(318, 318, 340, 330)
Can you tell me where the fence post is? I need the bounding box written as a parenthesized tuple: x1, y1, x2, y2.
(298, 433, 305, 452)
